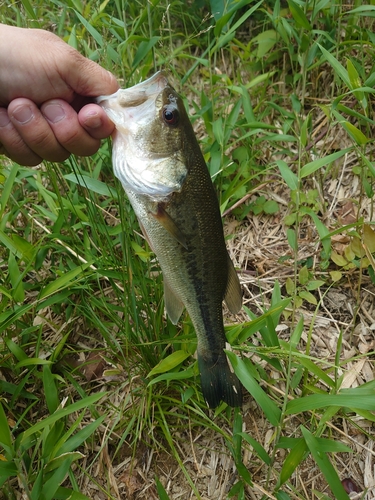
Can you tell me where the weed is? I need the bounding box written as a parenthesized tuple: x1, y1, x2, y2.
(2, 1, 375, 499)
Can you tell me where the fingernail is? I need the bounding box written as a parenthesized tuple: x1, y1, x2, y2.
(84, 110, 102, 129)
(43, 103, 66, 123)
(0, 110, 10, 127)
(12, 105, 34, 124)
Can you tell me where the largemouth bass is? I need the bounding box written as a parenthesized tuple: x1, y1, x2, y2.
(97, 72, 243, 408)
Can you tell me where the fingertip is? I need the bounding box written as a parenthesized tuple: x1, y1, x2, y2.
(78, 104, 116, 139)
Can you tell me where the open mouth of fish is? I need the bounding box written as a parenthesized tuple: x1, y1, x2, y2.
(96, 71, 186, 199)
(96, 71, 169, 109)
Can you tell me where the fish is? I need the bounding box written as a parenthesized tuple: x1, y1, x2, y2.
(97, 71, 243, 408)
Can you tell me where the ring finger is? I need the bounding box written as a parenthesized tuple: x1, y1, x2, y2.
(6, 98, 70, 165)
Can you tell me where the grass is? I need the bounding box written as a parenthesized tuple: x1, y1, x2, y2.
(1, 0, 375, 498)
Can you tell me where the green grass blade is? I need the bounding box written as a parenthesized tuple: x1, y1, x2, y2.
(64, 173, 117, 199)
(21, 393, 106, 440)
(0, 402, 12, 452)
(276, 160, 299, 190)
(300, 148, 351, 178)
(58, 415, 106, 455)
(227, 353, 281, 426)
(155, 477, 171, 500)
(0, 163, 18, 222)
(147, 350, 191, 377)
(286, 391, 375, 414)
(278, 438, 308, 486)
(301, 427, 350, 500)
(317, 43, 351, 89)
(39, 263, 93, 299)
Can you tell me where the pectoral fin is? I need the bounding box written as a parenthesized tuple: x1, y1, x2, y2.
(150, 204, 188, 250)
(164, 279, 184, 324)
(224, 255, 242, 314)
(139, 221, 154, 251)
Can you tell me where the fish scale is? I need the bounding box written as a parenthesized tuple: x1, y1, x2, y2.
(97, 72, 243, 408)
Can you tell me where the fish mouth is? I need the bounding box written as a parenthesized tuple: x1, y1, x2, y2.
(96, 71, 169, 108)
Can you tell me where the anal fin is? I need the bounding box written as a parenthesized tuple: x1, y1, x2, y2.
(164, 279, 184, 324)
(224, 254, 242, 314)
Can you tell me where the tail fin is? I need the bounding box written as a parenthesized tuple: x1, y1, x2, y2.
(198, 353, 242, 408)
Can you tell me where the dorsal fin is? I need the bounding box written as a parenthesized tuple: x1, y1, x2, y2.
(224, 254, 242, 314)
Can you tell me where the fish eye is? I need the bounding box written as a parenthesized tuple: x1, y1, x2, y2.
(162, 106, 179, 126)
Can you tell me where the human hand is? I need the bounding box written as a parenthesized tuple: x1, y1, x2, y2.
(0, 24, 119, 166)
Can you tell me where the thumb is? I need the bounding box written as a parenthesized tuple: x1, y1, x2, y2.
(60, 49, 119, 98)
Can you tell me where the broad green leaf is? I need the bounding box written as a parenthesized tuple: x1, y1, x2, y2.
(317, 44, 351, 89)
(0, 380, 38, 400)
(306, 280, 325, 291)
(276, 160, 298, 190)
(15, 358, 52, 369)
(0, 231, 22, 258)
(363, 224, 375, 253)
(41, 454, 81, 500)
(286, 391, 375, 414)
(330, 251, 348, 267)
(12, 234, 34, 262)
(20, 0, 36, 18)
(253, 29, 278, 58)
(263, 200, 279, 214)
(303, 208, 331, 256)
(330, 270, 342, 282)
(348, 5, 375, 14)
(301, 427, 350, 500)
(341, 121, 368, 145)
(277, 436, 351, 453)
(0, 461, 18, 487)
(4, 338, 28, 362)
(147, 366, 196, 387)
(148, 350, 191, 377)
(54, 487, 90, 500)
(43, 365, 59, 414)
(287, 228, 297, 251)
(279, 438, 307, 486)
(8, 252, 25, 303)
(300, 148, 351, 178)
(285, 277, 295, 296)
(298, 266, 309, 285)
(236, 460, 252, 485)
(294, 357, 335, 389)
(299, 290, 317, 305)
(227, 353, 282, 426)
(287, 0, 312, 30)
(155, 477, 171, 500)
(290, 316, 304, 348)
(346, 58, 361, 89)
